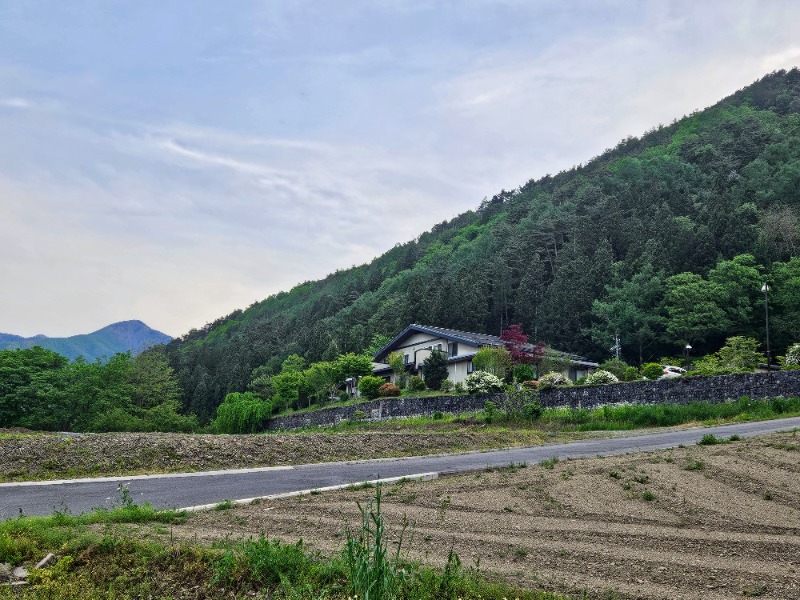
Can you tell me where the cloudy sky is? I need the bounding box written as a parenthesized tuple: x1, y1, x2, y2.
(1, 1, 799, 338)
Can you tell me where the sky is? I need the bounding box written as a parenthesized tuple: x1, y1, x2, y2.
(1, 1, 800, 338)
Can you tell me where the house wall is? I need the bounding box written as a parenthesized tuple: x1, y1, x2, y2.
(377, 332, 479, 372)
(449, 359, 473, 384)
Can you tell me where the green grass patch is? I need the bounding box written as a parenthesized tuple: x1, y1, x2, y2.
(0, 487, 578, 600)
(536, 396, 800, 432)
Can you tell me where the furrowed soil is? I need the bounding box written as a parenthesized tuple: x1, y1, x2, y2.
(144, 430, 800, 600)
(0, 425, 588, 482)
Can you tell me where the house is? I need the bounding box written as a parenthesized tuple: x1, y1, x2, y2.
(372, 323, 598, 385)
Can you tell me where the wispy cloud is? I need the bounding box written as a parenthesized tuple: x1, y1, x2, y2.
(1, 0, 800, 337)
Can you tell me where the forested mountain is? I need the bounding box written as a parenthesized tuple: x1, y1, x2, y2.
(166, 69, 800, 422)
(0, 320, 172, 361)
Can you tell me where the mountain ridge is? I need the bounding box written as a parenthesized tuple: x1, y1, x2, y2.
(0, 320, 172, 361)
(163, 69, 800, 421)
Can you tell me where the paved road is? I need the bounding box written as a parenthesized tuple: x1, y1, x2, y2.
(2, 417, 799, 518)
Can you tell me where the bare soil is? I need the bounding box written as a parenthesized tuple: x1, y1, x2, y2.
(0, 426, 584, 482)
(151, 431, 800, 600)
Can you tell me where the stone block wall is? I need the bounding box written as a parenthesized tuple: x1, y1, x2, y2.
(538, 370, 800, 409)
(265, 393, 504, 431)
(265, 371, 800, 430)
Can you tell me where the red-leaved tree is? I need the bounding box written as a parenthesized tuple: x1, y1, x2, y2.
(500, 324, 545, 364)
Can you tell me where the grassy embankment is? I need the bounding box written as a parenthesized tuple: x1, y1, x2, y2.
(312, 395, 800, 433)
(0, 488, 575, 600)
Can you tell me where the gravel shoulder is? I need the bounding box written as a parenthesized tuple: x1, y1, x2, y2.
(0, 426, 594, 482)
(140, 430, 800, 600)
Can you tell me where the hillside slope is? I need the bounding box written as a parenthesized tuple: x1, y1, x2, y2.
(166, 69, 800, 421)
(1, 320, 172, 361)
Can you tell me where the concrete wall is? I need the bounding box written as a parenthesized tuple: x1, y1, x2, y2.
(265, 370, 800, 431)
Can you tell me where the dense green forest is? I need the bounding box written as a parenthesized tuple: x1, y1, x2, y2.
(0, 346, 196, 432)
(164, 69, 800, 423)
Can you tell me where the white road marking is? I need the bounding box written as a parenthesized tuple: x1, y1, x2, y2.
(179, 472, 440, 512)
(0, 465, 295, 487)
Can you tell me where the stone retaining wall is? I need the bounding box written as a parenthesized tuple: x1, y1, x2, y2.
(265, 370, 800, 430)
(265, 393, 504, 431)
(538, 370, 800, 409)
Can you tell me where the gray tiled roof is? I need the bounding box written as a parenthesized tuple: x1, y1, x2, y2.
(373, 323, 597, 367)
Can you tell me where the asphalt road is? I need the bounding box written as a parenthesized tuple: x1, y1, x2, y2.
(2, 416, 800, 518)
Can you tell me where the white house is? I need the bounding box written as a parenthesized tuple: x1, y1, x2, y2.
(372, 324, 598, 385)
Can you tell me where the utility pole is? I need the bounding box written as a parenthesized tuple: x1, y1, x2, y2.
(610, 334, 621, 361)
(762, 283, 771, 367)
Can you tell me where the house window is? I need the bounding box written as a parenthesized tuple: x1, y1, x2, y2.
(404, 354, 410, 365)
(448, 342, 458, 357)
(467, 361, 474, 374)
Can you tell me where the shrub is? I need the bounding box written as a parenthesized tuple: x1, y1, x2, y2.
(694, 336, 766, 375)
(585, 369, 620, 386)
(433, 410, 444, 420)
(623, 366, 640, 381)
(521, 379, 538, 389)
(483, 401, 498, 423)
(213, 392, 272, 434)
(465, 371, 504, 394)
(537, 371, 572, 391)
(599, 359, 630, 380)
(439, 379, 454, 392)
(472, 347, 512, 378)
(513, 363, 536, 383)
(358, 376, 386, 400)
(501, 387, 536, 419)
(422, 350, 449, 390)
(781, 343, 800, 370)
(522, 402, 543, 420)
(408, 376, 426, 392)
(378, 383, 401, 397)
(641, 362, 665, 380)
(453, 381, 466, 394)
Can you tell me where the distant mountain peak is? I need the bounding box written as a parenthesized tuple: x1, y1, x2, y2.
(0, 320, 172, 361)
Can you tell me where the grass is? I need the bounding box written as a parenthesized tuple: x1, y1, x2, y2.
(539, 457, 560, 470)
(535, 396, 800, 432)
(0, 488, 578, 600)
(295, 396, 800, 436)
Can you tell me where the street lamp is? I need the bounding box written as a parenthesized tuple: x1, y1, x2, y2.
(684, 343, 692, 371)
(762, 283, 771, 367)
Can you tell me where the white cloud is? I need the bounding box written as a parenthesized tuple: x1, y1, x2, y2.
(2, 0, 800, 338)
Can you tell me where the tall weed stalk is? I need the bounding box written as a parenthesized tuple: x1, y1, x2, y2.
(344, 485, 409, 600)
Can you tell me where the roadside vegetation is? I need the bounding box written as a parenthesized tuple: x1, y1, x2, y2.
(3, 394, 799, 483)
(0, 487, 572, 600)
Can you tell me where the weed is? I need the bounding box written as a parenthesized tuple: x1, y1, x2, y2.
(344, 485, 409, 600)
(763, 490, 773, 501)
(728, 434, 741, 441)
(698, 434, 723, 445)
(632, 474, 650, 485)
(214, 500, 234, 510)
(436, 496, 452, 521)
(609, 471, 621, 479)
(514, 546, 529, 559)
(539, 457, 559, 470)
(642, 491, 656, 501)
(685, 459, 705, 471)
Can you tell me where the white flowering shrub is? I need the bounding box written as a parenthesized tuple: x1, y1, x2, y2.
(782, 343, 800, 369)
(537, 371, 572, 391)
(584, 369, 620, 386)
(465, 370, 504, 395)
